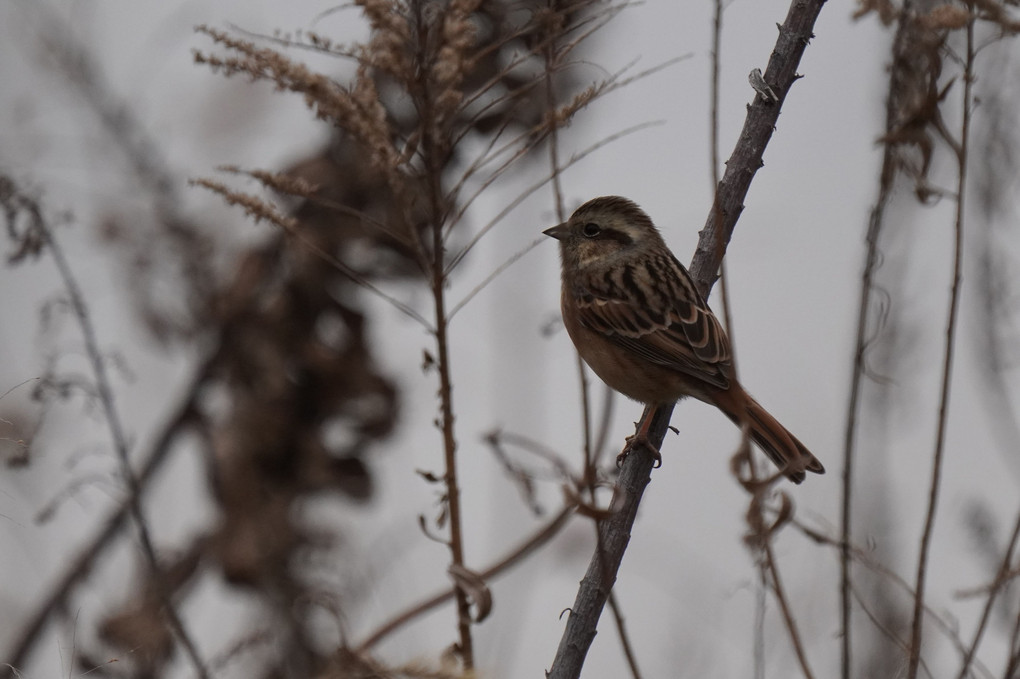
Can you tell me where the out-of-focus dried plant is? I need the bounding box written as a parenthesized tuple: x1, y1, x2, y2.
(842, 2, 1020, 679)
(2, 1, 638, 678)
(191, 1, 632, 673)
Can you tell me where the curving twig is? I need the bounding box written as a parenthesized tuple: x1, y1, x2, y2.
(355, 504, 574, 652)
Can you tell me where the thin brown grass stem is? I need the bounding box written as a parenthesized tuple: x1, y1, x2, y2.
(607, 592, 643, 679)
(906, 17, 973, 679)
(411, 1, 474, 666)
(591, 385, 615, 466)
(28, 193, 209, 678)
(430, 264, 473, 669)
(754, 558, 767, 679)
(708, 4, 808, 675)
(444, 56, 686, 250)
(447, 120, 664, 274)
(0, 357, 208, 678)
(447, 237, 545, 320)
(1006, 608, 1020, 677)
(763, 540, 816, 679)
(708, 7, 774, 676)
(955, 506, 1020, 679)
(840, 11, 915, 677)
(355, 504, 574, 652)
(850, 585, 935, 679)
(792, 517, 998, 678)
(192, 178, 433, 329)
(540, 0, 593, 490)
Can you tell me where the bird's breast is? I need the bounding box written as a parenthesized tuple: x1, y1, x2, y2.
(560, 290, 706, 406)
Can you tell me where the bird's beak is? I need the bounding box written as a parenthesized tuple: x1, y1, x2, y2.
(543, 222, 570, 241)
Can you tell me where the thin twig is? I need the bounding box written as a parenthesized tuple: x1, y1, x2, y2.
(906, 17, 973, 679)
(606, 591, 643, 679)
(840, 9, 923, 677)
(849, 584, 935, 679)
(17, 187, 209, 678)
(446, 120, 664, 275)
(0, 351, 211, 678)
(354, 504, 574, 651)
(790, 517, 996, 679)
(590, 384, 615, 467)
(1006, 606, 1020, 678)
(192, 178, 433, 330)
(447, 236, 544, 320)
(410, 1, 474, 666)
(754, 557, 766, 679)
(762, 537, 816, 678)
(540, 0, 596, 498)
(955, 505, 1020, 679)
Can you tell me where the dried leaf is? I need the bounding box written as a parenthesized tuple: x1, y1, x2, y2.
(448, 563, 493, 623)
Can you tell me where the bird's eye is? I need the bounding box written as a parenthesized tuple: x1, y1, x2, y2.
(581, 222, 601, 238)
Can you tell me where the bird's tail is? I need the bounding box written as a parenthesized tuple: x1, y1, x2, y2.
(712, 386, 824, 484)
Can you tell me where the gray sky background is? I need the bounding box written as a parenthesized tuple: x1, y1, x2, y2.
(2, 1, 1018, 677)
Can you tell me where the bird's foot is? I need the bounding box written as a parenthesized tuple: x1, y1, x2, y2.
(617, 433, 662, 469)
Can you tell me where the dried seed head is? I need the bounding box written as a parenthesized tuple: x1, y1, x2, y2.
(920, 4, 971, 30)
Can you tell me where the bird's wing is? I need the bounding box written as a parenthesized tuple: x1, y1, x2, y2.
(574, 253, 732, 389)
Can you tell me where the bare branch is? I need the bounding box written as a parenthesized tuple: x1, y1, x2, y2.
(0, 178, 209, 678)
(905, 16, 974, 679)
(547, 1, 828, 676)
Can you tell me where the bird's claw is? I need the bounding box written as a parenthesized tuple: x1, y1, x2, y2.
(617, 434, 662, 469)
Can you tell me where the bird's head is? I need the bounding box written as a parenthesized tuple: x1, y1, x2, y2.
(543, 196, 665, 273)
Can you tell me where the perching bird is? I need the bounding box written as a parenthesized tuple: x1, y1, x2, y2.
(544, 196, 823, 483)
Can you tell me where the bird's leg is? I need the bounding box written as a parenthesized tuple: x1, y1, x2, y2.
(618, 404, 662, 468)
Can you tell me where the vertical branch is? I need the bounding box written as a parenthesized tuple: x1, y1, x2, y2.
(688, 0, 826, 286)
(547, 4, 828, 677)
(29, 201, 208, 677)
(906, 16, 974, 679)
(432, 247, 473, 670)
(841, 27, 904, 679)
(547, 409, 665, 679)
(411, 0, 473, 667)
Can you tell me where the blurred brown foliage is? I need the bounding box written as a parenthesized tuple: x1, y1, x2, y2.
(3, 1, 591, 677)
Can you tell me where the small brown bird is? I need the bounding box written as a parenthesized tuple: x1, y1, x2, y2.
(544, 196, 824, 483)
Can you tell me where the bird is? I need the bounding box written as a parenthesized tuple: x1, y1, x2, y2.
(543, 196, 824, 483)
